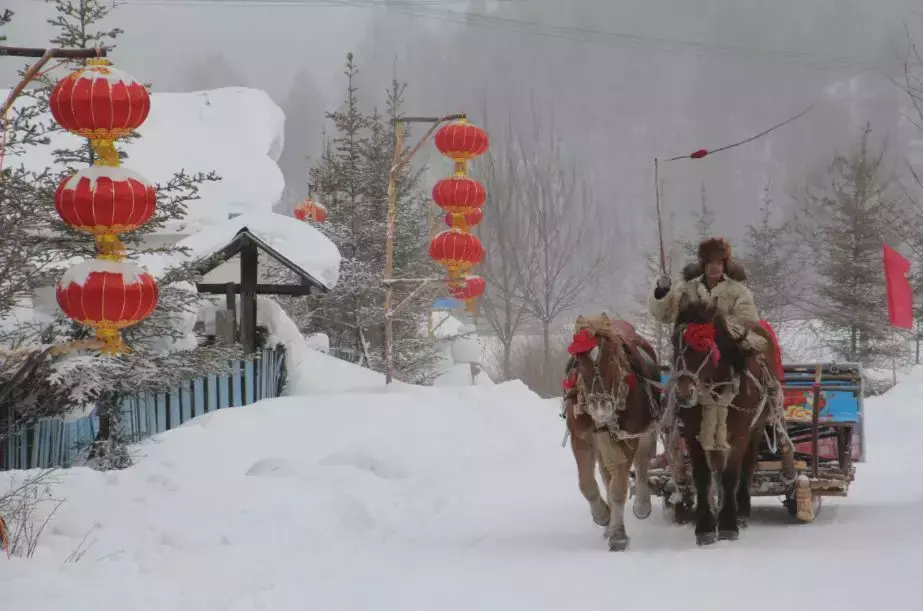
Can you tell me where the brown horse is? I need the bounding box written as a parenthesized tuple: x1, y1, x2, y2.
(667, 299, 776, 546)
(563, 314, 663, 551)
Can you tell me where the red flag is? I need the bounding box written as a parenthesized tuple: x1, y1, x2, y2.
(882, 243, 913, 330)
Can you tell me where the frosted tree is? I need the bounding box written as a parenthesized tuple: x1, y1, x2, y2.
(680, 183, 716, 260)
(739, 180, 802, 329)
(3, 0, 239, 469)
(798, 125, 909, 365)
(301, 55, 439, 381)
(471, 118, 534, 381)
(513, 102, 613, 378)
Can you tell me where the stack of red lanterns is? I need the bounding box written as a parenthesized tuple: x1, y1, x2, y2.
(294, 195, 328, 223)
(49, 58, 160, 354)
(428, 118, 489, 312)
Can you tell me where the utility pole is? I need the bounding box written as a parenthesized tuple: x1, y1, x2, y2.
(383, 113, 465, 384)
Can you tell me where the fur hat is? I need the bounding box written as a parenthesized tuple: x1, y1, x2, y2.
(682, 260, 748, 282)
(697, 237, 732, 264)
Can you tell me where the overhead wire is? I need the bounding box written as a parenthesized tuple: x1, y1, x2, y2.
(109, 0, 900, 74)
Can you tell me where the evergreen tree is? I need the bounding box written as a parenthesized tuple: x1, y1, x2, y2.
(300, 54, 439, 381)
(739, 180, 797, 329)
(681, 183, 715, 260)
(800, 124, 908, 365)
(14, 0, 238, 469)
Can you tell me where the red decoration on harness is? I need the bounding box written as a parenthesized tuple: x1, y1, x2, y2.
(757, 319, 784, 380)
(568, 329, 598, 355)
(625, 372, 637, 392)
(562, 370, 578, 391)
(690, 148, 708, 159)
(683, 322, 720, 366)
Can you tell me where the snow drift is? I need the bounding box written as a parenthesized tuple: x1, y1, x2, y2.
(2, 364, 922, 610)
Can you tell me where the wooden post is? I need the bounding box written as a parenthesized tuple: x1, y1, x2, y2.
(382, 113, 466, 384)
(811, 363, 822, 479)
(383, 122, 405, 385)
(225, 281, 237, 342)
(240, 238, 258, 355)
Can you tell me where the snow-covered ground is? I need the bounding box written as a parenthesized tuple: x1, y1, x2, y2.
(2, 351, 922, 609)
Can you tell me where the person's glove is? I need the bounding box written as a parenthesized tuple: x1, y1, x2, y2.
(654, 275, 671, 300)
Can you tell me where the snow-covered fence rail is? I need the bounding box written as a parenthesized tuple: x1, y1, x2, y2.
(0, 345, 286, 471)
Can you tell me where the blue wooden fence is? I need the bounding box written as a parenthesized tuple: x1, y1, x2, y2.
(0, 345, 286, 471)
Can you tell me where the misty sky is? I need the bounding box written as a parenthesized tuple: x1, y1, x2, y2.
(6, 0, 923, 317)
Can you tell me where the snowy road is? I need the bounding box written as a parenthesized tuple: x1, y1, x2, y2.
(2, 377, 922, 611)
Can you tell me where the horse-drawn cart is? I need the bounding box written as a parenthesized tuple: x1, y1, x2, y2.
(637, 362, 864, 523)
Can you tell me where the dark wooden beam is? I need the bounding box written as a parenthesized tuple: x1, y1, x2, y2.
(197, 283, 314, 297)
(225, 282, 237, 342)
(0, 45, 110, 59)
(239, 238, 259, 355)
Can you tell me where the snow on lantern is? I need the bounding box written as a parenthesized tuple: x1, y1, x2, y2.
(434, 118, 489, 176)
(56, 259, 159, 354)
(49, 58, 151, 167)
(54, 166, 157, 259)
(294, 196, 328, 223)
(429, 228, 485, 278)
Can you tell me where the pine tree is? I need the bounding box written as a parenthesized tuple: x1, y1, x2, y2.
(681, 183, 715, 260)
(299, 54, 439, 381)
(739, 180, 796, 330)
(801, 124, 908, 365)
(26, 0, 237, 468)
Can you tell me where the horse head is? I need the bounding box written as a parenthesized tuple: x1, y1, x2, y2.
(569, 313, 637, 426)
(670, 297, 746, 408)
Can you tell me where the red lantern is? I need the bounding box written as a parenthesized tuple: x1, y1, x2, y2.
(49, 58, 151, 142)
(435, 119, 489, 174)
(56, 260, 159, 352)
(294, 197, 328, 223)
(429, 228, 485, 276)
(432, 176, 486, 215)
(448, 275, 486, 301)
(445, 209, 483, 229)
(54, 166, 157, 236)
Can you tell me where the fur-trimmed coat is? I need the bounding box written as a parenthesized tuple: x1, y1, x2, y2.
(649, 262, 759, 339)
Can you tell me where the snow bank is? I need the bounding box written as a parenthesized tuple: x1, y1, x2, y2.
(3, 371, 922, 610)
(141, 211, 341, 290)
(1, 86, 285, 235)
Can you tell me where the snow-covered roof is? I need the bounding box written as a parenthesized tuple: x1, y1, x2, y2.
(0, 86, 285, 236)
(141, 211, 341, 290)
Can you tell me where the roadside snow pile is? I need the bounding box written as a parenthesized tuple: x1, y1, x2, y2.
(2, 367, 922, 610)
(0, 86, 285, 235)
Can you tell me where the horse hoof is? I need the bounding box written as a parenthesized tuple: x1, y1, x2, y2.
(718, 529, 739, 541)
(590, 502, 610, 527)
(695, 532, 718, 546)
(737, 517, 749, 530)
(632, 498, 652, 520)
(608, 536, 630, 552)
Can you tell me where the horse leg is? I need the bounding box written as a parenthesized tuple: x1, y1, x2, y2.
(596, 433, 636, 551)
(571, 428, 609, 526)
(735, 428, 761, 529)
(631, 430, 656, 520)
(688, 438, 717, 546)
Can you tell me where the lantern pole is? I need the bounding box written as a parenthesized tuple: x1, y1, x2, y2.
(0, 45, 110, 117)
(383, 113, 466, 385)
